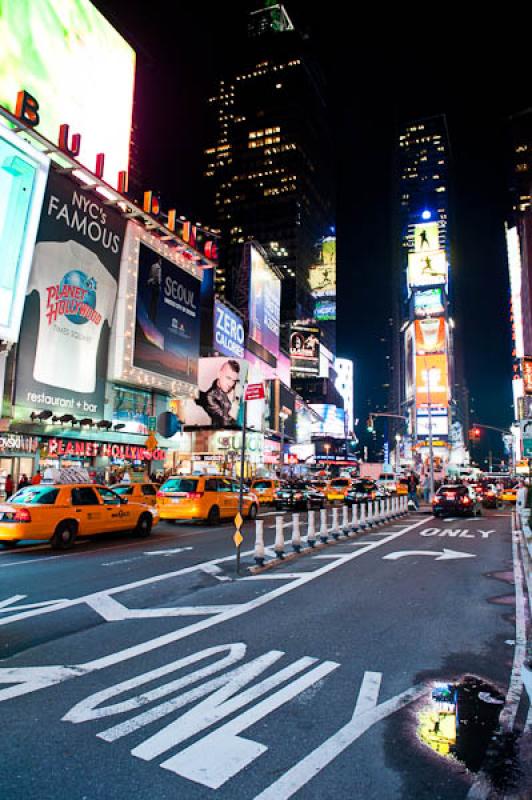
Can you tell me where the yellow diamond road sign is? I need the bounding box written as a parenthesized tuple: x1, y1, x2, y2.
(234, 513, 243, 530)
(233, 531, 243, 547)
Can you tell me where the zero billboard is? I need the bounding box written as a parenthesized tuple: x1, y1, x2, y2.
(15, 168, 126, 419)
(213, 298, 245, 359)
(0, 125, 50, 342)
(248, 244, 281, 358)
(109, 224, 202, 395)
(290, 323, 320, 375)
(182, 356, 249, 429)
(415, 354, 449, 407)
(0, 0, 136, 182)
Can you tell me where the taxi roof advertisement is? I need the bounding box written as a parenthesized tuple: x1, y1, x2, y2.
(14, 168, 126, 419)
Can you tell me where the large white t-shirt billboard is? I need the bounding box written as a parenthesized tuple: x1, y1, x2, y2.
(133, 242, 201, 384)
(15, 169, 125, 418)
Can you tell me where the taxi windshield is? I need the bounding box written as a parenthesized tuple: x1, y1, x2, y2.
(161, 478, 198, 493)
(252, 481, 272, 489)
(8, 486, 60, 505)
(113, 485, 134, 495)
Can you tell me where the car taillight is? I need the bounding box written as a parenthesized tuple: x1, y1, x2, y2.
(14, 508, 31, 523)
(432, 497, 438, 504)
(461, 496, 471, 504)
(486, 491, 495, 497)
(186, 492, 204, 499)
(156, 491, 165, 497)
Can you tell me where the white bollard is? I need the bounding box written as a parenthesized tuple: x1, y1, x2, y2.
(319, 508, 329, 543)
(292, 513, 302, 553)
(342, 504, 350, 535)
(331, 507, 340, 539)
(367, 501, 374, 527)
(351, 503, 359, 530)
(274, 515, 285, 558)
(307, 509, 316, 547)
(359, 502, 367, 528)
(254, 519, 265, 567)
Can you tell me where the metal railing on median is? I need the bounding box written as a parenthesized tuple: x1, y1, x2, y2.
(253, 495, 409, 567)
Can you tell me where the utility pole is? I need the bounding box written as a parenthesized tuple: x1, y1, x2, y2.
(426, 360, 435, 498)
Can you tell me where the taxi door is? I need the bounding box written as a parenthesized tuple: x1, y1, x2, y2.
(217, 478, 238, 518)
(96, 486, 133, 531)
(70, 486, 106, 535)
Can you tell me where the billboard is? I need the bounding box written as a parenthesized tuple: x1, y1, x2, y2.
(15, 169, 126, 418)
(310, 404, 346, 438)
(412, 222, 440, 252)
(248, 244, 281, 357)
(416, 406, 449, 437)
(290, 323, 320, 375)
(315, 298, 336, 321)
(414, 318, 446, 354)
(413, 287, 445, 318)
(0, 125, 49, 342)
(523, 357, 532, 395)
(415, 354, 449, 407)
(182, 357, 248, 428)
(309, 236, 336, 297)
(213, 298, 245, 359)
(0, 0, 135, 182)
(133, 240, 201, 383)
(408, 221, 447, 289)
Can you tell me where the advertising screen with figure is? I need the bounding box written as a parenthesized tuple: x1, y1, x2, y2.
(0, 125, 49, 342)
(290, 323, 320, 375)
(248, 244, 281, 358)
(15, 169, 126, 418)
(0, 0, 135, 181)
(182, 357, 249, 429)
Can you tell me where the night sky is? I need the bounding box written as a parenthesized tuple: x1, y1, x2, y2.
(95, 2, 529, 462)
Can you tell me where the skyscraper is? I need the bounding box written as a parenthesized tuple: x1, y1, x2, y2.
(203, 2, 334, 325)
(395, 114, 466, 469)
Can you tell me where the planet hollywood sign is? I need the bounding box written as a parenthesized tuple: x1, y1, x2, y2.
(46, 438, 165, 461)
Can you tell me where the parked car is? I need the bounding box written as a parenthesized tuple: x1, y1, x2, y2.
(345, 480, 378, 506)
(432, 485, 482, 517)
(157, 476, 258, 524)
(250, 478, 280, 505)
(0, 483, 158, 550)
(274, 482, 326, 511)
(112, 482, 159, 507)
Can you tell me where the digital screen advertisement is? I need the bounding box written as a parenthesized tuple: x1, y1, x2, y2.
(414, 318, 446, 354)
(0, 125, 50, 342)
(408, 250, 448, 288)
(182, 357, 249, 429)
(315, 298, 336, 321)
(15, 168, 126, 418)
(0, 0, 135, 181)
(415, 354, 449, 407)
(310, 403, 346, 438)
(248, 244, 281, 358)
(133, 241, 201, 384)
(290, 323, 320, 375)
(309, 236, 336, 297)
(416, 407, 449, 437)
(413, 287, 445, 317)
(412, 222, 440, 252)
(213, 298, 245, 359)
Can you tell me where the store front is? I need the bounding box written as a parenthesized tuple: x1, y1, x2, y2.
(0, 434, 40, 498)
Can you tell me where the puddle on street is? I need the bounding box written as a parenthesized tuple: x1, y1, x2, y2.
(417, 676, 520, 790)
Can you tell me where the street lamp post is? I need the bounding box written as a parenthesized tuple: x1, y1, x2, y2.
(395, 433, 401, 474)
(279, 410, 289, 479)
(426, 361, 435, 499)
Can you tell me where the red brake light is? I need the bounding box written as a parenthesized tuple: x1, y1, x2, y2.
(156, 490, 164, 498)
(461, 496, 471, 504)
(14, 508, 32, 523)
(431, 497, 438, 504)
(186, 492, 204, 499)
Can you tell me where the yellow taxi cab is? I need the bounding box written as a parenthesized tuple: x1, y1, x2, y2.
(326, 477, 352, 501)
(0, 483, 159, 550)
(499, 485, 518, 503)
(396, 479, 409, 496)
(250, 478, 280, 505)
(157, 475, 259, 524)
(112, 482, 159, 507)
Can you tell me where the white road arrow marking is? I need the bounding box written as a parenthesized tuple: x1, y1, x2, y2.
(144, 547, 194, 556)
(383, 548, 476, 561)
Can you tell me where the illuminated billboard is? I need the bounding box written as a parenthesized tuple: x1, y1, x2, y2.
(309, 236, 336, 297)
(0, 0, 135, 181)
(213, 298, 245, 359)
(290, 323, 320, 375)
(109, 224, 202, 395)
(414, 318, 446, 354)
(248, 244, 281, 357)
(15, 169, 126, 419)
(413, 222, 440, 252)
(415, 354, 449, 407)
(416, 407, 449, 437)
(310, 404, 346, 438)
(0, 125, 49, 342)
(414, 287, 445, 317)
(408, 251, 447, 287)
(315, 298, 336, 320)
(182, 357, 249, 429)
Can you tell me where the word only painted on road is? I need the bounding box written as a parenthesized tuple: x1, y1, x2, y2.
(419, 528, 495, 539)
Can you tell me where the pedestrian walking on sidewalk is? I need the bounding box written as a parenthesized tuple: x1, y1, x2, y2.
(423, 473, 431, 503)
(407, 472, 419, 510)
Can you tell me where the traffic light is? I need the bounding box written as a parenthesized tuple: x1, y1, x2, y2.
(367, 416, 374, 433)
(468, 427, 481, 441)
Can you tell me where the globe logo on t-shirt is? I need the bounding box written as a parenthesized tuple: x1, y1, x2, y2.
(60, 270, 97, 325)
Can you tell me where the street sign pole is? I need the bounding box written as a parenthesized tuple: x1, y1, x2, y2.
(236, 400, 247, 575)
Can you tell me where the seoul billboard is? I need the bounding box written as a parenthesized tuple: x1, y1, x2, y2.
(248, 244, 281, 358)
(0, 0, 135, 181)
(15, 168, 126, 419)
(290, 323, 320, 375)
(309, 236, 336, 297)
(415, 354, 449, 407)
(0, 125, 50, 342)
(109, 224, 202, 394)
(213, 298, 245, 359)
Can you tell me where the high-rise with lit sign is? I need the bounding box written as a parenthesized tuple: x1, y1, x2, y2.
(395, 114, 466, 466)
(203, 3, 334, 323)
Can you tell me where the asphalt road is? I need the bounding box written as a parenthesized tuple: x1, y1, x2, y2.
(0, 506, 529, 799)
